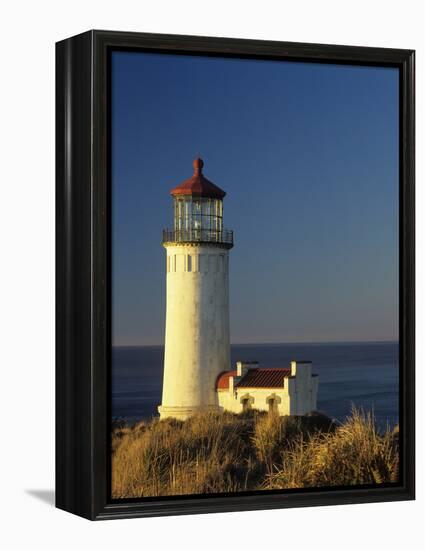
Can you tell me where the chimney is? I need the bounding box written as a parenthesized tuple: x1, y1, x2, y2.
(236, 361, 258, 377)
(291, 360, 312, 377)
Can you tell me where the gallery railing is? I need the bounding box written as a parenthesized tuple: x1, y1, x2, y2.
(162, 228, 234, 246)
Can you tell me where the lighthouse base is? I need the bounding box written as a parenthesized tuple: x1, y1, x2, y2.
(158, 404, 221, 421)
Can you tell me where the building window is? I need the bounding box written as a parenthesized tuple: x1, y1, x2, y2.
(187, 254, 192, 272)
(268, 398, 276, 414)
(242, 397, 251, 412)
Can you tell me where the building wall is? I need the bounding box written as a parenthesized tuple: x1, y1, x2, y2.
(218, 386, 291, 415)
(159, 243, 231, 420)
(288, 362, 318, 415)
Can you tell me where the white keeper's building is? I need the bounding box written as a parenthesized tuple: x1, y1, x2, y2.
(216, 360, 318, 416)
(158, 158, 319, 420)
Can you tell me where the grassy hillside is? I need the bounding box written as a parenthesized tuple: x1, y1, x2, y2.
(111, 409, 399, 499)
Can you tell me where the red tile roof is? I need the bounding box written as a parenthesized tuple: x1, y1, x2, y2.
(216, 367, 292, 390)
(216, 370, 237, 390)
(170, 158, 226, 199)
(236, 368, 291, 388)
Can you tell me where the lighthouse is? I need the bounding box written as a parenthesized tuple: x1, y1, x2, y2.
(158, 158, 233, 420)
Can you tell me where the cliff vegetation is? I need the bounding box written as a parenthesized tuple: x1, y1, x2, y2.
(111, 408, 399, 498)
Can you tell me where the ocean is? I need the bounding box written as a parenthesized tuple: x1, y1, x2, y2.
(112, 341, 399, 429)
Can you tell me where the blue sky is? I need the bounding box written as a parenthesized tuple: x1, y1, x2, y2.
(111, 51, 399, 346)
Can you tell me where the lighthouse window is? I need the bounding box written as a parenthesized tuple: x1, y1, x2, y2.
(172, 197, 224, 242)
(198, 254, 204, 272)
(185, 201, 191, 230)
(209, 255, 217, 273)
(187, 255, 192, 272)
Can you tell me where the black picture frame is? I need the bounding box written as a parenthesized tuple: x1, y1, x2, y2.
(56, 29, 415, 520)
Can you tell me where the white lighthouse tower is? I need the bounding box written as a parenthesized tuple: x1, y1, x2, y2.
(158, 158, 233, 420)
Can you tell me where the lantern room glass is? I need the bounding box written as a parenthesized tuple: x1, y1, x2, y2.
(173, 197, 223, 239)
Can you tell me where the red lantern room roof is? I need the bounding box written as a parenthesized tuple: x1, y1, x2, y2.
(170, 158, 226, 199)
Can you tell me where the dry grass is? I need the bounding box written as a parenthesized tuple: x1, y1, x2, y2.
(111, 412, 253, 498)
(111, 408, 398, 498)
(267, 409, 399, 489)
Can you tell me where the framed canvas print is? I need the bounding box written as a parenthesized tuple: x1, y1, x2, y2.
(56, 30, 415, 520)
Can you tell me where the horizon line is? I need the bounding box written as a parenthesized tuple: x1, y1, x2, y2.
(112, 338, 399, 349)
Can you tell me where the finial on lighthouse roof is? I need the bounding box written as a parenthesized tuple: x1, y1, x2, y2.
(170, 157, 226, 199)
(193, 157, 204, 175)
